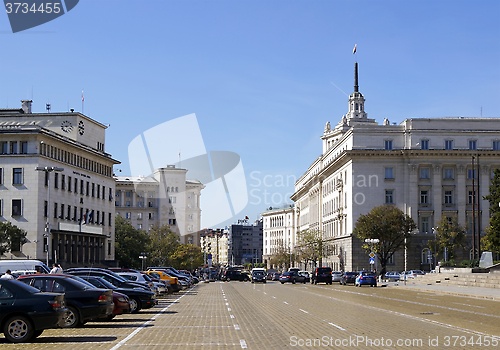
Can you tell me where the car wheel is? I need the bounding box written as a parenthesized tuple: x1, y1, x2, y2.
(281, 282, 284, 284)
(130, 297, 142, 314)
(226, 277, 230, 282)
(64, 306, 80, 328)
(314, 280, 317, 285)
(105, 315, 115, 321)
(3, 316, 34, 343)
(292, 279, 296, 284)
(251, 281, 254, 283)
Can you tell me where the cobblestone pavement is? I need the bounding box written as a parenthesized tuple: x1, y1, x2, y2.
(1, 281, 499, 349)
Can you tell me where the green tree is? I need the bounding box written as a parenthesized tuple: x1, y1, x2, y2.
(353, 205, 416, 276)
(482, 212, 500, 255)
(115, 215, 151, 268)
(171, 244, 203, 271)
(268, 241, 296, 270)
(0, 221, 28, 254)
(148, 224, 180, 266)
(431, 215, 467, 261)
(484, 168, 500, 215)
(296, 229, 327, 268)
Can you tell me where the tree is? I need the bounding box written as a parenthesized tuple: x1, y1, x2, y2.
(115, 215, 151, 268)
(431, 215, 467, 261)
(170, 244, 203, 271)
(268, 241, 296, 270)
(147, 224, 180, 266)
(0, 221, 28, 254)
(482, 213, 500, 256)
(484, 168, 500, 215)
(353, 205, 416, 276)
(296, 229, 327, 268)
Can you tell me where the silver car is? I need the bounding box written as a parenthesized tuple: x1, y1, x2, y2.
(332, 271, 343, 282)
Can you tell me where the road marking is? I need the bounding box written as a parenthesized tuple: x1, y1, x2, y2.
(234, 324, 240, 330)
(228, 307, 232, 311)
(109, 286, 194, 350)
(452, 302, 485, 309)
(272, 296, 276, 298)
(225, 302, 229, 305)
(328, 322, 346, 331)
(240, 339, 248, 348)
(230, 314, 235, 319)
(299, 309, 309, 314)
(283, 301, 289, 305)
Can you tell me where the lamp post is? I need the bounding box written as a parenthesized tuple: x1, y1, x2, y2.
(35, 166, 64, 266)
(432, 226, 438, 270)
(139, 252, 147, 271)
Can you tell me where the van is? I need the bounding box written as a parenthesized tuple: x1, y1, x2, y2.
(251, 267, 266, 274)
(0, 260, 50, 275)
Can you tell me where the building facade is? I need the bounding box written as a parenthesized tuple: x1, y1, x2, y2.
(261, 204, 296, 268)
(227, 219, 263, 266)
(200, 228, 228, 266)
(291, 63, 500, 272)
(115, 165, 204, 245)
(0, 100, 120, 267)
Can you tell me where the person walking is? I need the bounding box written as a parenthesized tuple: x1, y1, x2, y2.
(1, 270, 15, 279)
(50, 264, 63, 274)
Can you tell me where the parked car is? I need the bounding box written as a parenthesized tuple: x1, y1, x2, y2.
(66, 268, 152, 292)
(340, 271, 358, 285)
(311, 267, 332, 285)
(116, 272, 165, 295)
(279, 271, 305, 284)
(144, 270, 180, 292)
(78, 275, 157, 313)
(17, 274, 114, 327)
(331, 271, 343, 283)
(355, 271, 377, 287)
(298, 271, 310, 283)
(0, 259, 50, 275)
(408, 270, 425, 278)
(270, 272, 281, 281)
(147, 267, 194, 286)
(384, 271, 401, 281)
(221, 270, 250, 282)
(251, 270, 266, 283)
(0, 279, 67, 343)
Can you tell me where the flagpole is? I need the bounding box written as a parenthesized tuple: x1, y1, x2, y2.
(81, 90, 84, 114)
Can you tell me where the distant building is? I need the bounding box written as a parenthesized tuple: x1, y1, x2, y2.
(115, 165, 204, 245)
(200, 228, 228, 266)
(227, 219, 263, 266)
(0, 100, 120, 267)
(291, 63, 500, 272)
(261, 204, 296, 268)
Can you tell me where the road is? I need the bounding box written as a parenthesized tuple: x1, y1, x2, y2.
(2, 281, 499, 349)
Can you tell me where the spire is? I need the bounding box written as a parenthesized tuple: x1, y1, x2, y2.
(354, 62, 359, 92)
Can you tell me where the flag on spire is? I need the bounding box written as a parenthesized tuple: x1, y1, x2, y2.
(81, 90, 84, 102)
(352, 44, 357, 54)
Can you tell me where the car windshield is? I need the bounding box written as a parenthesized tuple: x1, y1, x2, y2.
(317, 268, 330, 273)
(361, 272, 374, 276)
(253, 271, 265, 276)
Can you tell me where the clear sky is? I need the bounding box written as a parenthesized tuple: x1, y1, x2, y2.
(1, 0, 499, 228)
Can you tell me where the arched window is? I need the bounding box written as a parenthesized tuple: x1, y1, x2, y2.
(421, 248, 431, 264)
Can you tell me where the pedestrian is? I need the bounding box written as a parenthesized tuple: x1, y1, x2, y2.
(1, 270, 15, 280)
(50, 263, 63, 274)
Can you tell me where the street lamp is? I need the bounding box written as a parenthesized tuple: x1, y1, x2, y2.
(139, 252, 148, 270)
(35, 166, 64, 266)
(432, 227, 438, 270)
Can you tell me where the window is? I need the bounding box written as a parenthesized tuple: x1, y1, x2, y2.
(125, 212, 131, 219)
(10, 141, 17, 154)
(494, 141, 500, 151)
(420, 168, 430, 179)
(137, 224, 142, 230)
(80, 180, 84, 194)
(61, 175, 65, 190)
(385, 167, 394, 179)
(443, 168, 454, 180)
(97, 184, 100, 199)
(92, 183, 95, 197)
(137, 201, 144, 207)
(44, 201, 48, 217)
(54, 203, 58, 219)
(188, 214, 193, 220)
(125, 191, 131, 197)
(445, 140, 453, 150)
(149, 212, 154, 220)
(1, 142, 7, 154)
(126, 201, 131, 207)
(13, 168, 23, 185)
(169, 197, 176, 204)
(444, 190, 453, 204)
(0, 168, 2, 185)
(67, 205, 71, 220)
(469, 140, 477, 150)
(109, 213, 112, 226)
(188, 193, 192, 199)
(60, 204, 64, 219)
(421, 217, 429, 234)
(420, 190, 429, 204)
(21, 141, 28, 154)
(12, 199, 22, 216)
(102, 186, 106, 199)
(468, 191, 475, 205)
(421, 140, 429, 150)
(385, 190, 394, 204)
(54, 173, 59, 189)
(148, 201, 154, 207)
(468, 169, 476, 179)
(385, 140, 393, 150)
(86, 181, 89, 196)
(137, 212, 143, 219)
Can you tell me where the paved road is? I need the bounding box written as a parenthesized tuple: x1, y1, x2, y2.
(2, 281, 499, 349)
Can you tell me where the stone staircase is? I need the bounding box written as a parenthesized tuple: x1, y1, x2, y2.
(414, 271, 500, 289)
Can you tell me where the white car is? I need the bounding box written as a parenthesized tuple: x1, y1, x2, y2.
(332, 271, 343, 282)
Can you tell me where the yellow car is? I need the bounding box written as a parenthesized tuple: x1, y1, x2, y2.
(144, 270, 180, 292)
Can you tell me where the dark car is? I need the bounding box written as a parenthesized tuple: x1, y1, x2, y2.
(17, 274, 113, 328)
(0, 279, 67, 343)
(79, 275, 157, 313)
(340, 272, 358, 285)
(251, 270, 266, 283)
(279, 271, 305, 284)
(270, 272, 281, 281)
(384, 271, 400, 281)
(355, 271, 377, 287)
(311, 267, 332, 285)
(66, 268, 152, 292)
(221, 270, 250, 282)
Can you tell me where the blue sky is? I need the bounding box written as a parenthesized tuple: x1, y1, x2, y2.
(1, 0, 499, 227)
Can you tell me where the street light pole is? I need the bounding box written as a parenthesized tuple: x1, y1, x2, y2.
(35, 166, 64, 267)
(432, 226, 438, 270)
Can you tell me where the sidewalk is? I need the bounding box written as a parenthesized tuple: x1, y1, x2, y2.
(384, 280, 500, 301)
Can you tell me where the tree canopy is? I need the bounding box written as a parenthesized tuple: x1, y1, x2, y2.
(0, 221, 28, 255)
(147, 224, 180, 267)
(115, 215, 151, 269)
(296, 229, 327, 268)
(482, 169, 500, 256)
(353, 205, 416, 275)
(431, 215, 467, 261)
(171, 244, 203, 270)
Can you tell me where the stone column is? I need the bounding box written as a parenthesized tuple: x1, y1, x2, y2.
(432, 165, 442, 222)
(408, 164, 418, 220)
(457, 164, 466, 225)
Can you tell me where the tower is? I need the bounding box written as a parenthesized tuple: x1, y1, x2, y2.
(346, 62, 367, 120)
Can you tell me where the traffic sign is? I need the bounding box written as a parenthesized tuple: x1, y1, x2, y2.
(369, 252, 375, 259)
(207, 253, 212, 260)
(369, 258, 375, 265)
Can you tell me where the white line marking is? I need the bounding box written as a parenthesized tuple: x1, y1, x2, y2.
(109, 286, 194, 350)
(272, 296, 276, 299)
(240, 339, 248, 348)
(230, 314, 235, 319)
(283, 301, 289, 305)
(225, 302, 229, 305)
(328, 322, 346, 331)
(234, 324, 240, 330)
(299, 309, 309, 314)
(228, 307, 232, 311)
